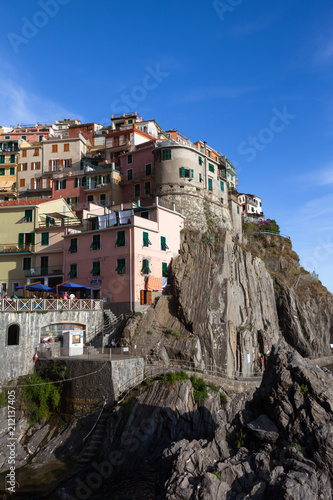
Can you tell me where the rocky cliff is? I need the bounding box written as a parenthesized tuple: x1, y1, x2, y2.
(159, 344, 333, 499)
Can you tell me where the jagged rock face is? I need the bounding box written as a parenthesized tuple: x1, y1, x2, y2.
(275, 279, 333, 357)
(170, 229, 280, 376)
(160, 345, 333, 499)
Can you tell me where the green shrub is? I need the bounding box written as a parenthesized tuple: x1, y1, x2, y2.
(289, 442, 305, 455)
(210, 472, 223, 481)
(160, 371, 189, 387)
(164, 328, 181, 340)
(208, 383, 219, 392)
(22, 373, 62, 425)
(236, 428, 247, 449)
(190, 375, 208, 403)
(146, 330, 153, 335)
(135, 312, 142, 317)
(220, 393, 227, 405)
(300, 384, 308, 395)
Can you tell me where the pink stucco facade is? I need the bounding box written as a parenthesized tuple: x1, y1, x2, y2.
(63, 204, 184, 314)
(120, 143, 155, 204)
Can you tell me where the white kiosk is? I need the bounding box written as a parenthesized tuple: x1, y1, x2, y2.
(62, 330, 84, 356)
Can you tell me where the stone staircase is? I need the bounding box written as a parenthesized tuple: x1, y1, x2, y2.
(83, 345, 100, 356)
(79, 411, 111, 466)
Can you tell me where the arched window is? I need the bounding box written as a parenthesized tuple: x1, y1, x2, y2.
(7, 324, 20, 346)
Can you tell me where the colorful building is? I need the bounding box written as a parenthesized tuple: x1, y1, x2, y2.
(0, 198, 79, 296)
(120, 141, 155, 204)
(63, 200, 185, 313)
(238, 193, 264, 220)
(0, 138, 22, 201)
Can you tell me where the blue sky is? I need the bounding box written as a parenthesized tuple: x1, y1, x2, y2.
(1, 0, 333, 291)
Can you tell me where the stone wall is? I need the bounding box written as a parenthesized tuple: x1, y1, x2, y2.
(0, 309, 103, 384)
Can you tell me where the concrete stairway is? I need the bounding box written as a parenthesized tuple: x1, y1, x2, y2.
(83, 345, 100, 356)
(79, 411, 110, 466)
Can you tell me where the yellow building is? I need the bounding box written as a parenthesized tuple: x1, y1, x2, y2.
(0, 198, 79, 296)
(0, 139, 20, 201)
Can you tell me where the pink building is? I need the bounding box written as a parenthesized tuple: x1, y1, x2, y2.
(120, 141, 156, 204)
(238, 193, 264, 221)
(63, 201, 185, 314)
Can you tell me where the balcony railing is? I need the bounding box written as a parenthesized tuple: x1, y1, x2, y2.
(38, 218, 82, 228)
(0, 298, 103, 312)
(0, 243, 33, 253)
(24, 265, 63, 277)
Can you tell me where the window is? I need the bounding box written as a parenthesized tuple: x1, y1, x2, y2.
(41, 232, 49, 246)
(100, 194, 106, 204)
(220, 181, 224, 191)
(115, 258, 126, 275)
(22, 257, 31, 270)
(0, 156, 4, 164)
(34, 148, 39, 156)
(20, 179, 26, 188)
(91, 261, 100, 276)
(5, 136, 10, 140)
(161, 236, 169, 251)
(39, 135, 44, 142)
(7, 325, 20, 346)
(143, 231, 151, 247)
(45, 215, 55, 226)
(208, 163, 215, 173)
(24, 209, 33, 222)
(91, 234, 101, 250)
(145, 163, 152, 176)
(198, 156, 203, 165)
(208, 151, 211, 158)
(41, 256, 49, 275)
(141, 259, 151, 274)
(127, 154, 133, 164)
(21, 163, 27, 171)
(68, 263, 77, 278)
(52, 144, 58, 153)
(69, 238, 77, 253)
(10, 155, 15, 163)
(127, 169, 133, 181)
(64, 159, 70, 168)
(179, 167, 194, 178)
(22, 150, 27, 158)
(87, 195, 94, 203)
(31, 162, 39, 170)
(199, 173, 202, 183)
(162, 149, 171, 161)
(0, 168, 4, 176)
(237, 205, 240, 214)
(64, 143, 70, 152)
(208, 178, 213, 191)
(135, 184, 140, 197)
(260, 202, 262, 207)
(162, 262, 168, 277)
(128, 119, 133, 124)
(116, 230, 125, 246)
(12, 282, 19, 292)
(141, 211, 149, 219)
(9, 167, 15, 176)
(144, 181, 151, 194)
(21, 135, 27, 140)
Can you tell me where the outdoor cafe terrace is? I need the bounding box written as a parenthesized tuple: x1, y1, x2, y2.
(0, 298, 103, 312)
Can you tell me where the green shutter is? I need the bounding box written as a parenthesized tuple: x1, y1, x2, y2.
(208, 179, 212, 191)
(41, 233, 49, 245)
(143, 231, 151, 246)
(10, 167, 15, 175)
(30, 233, 35, 245)
(180, 167, 185, 178)
(190, 169, 194, 179)
(18, 233, 24, 245)
(141, 259, 151, 274)
(161, 236, 168, 251)
(115, 258, 126, 274)
(74, 178, 79, 188)
(209, 163, 215, 173)
(116, 231, 125, 246)
(199, 173, 202, 182)
(220, 181, 224, 191)
(91, 261, 100, 275)
(198, 156, 203, 165)
(86, 177, 90, 189)
(0, 155, 5, 164)
(162, 262, 168, 277)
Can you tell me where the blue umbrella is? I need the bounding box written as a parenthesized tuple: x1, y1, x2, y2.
(17, 284, 52, 292)
(49, 282, 92, 293)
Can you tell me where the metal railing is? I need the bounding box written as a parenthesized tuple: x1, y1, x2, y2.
(0, 298, 103, 312)
(24, 265, 63, 277)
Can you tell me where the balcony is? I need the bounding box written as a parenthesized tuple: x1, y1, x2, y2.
(24, 265, 63, 277)
(38, 217, 81, 228)
(0, 243, 33, 253)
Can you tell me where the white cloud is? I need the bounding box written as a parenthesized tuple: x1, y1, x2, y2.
(0, 79, 81, 127)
